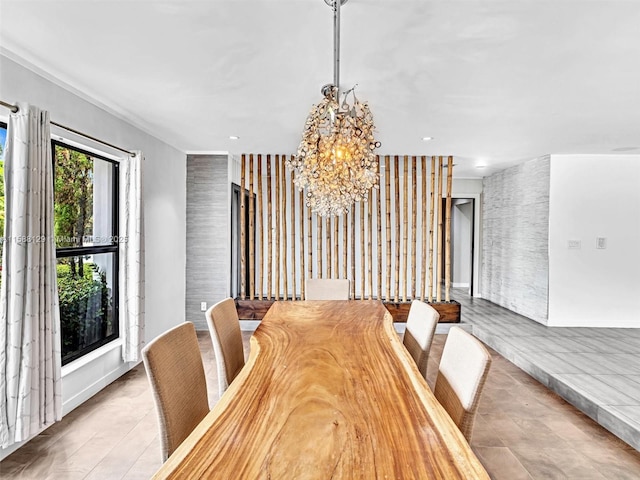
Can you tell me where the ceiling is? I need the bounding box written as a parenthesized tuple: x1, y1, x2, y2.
(1, 0, 639, 178)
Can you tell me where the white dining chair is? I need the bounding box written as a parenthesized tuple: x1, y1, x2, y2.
(403, 299, 439, 379)
(433, 326, 492, 441)
(305, 278, 351, 300)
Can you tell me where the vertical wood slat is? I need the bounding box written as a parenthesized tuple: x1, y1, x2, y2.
(240, 154, 246, 299)
(333, 216, 339, 278)
(307, 204, 312, 291)
(436, 156, 444, 302)
(385, 155, 391, 301)
(420, 156, 427, 302)
(275, 156, 281, 300)
(428, 156, 435, 303)
(290, 164, 296, 300)
(350, 208, 356, 299)
(402, 155, 408, 302)
(317, 214, 323, 278)
(326, 217, 332, 278)
(367, 189, 373, 299)
(360, 199, 365, 298)
(300, 188, 305, 300)
(281, 155, 288, 300)
(445, 155, 453, 302)
(249, 154, 255, 300)
(394, 156, 400, 303)
(411, 156, 417, 300)
(342, 214, 347, 279)
(266, 155, 273, 299)
(376, 177, 382, 300)
(257, 155, 263, 300)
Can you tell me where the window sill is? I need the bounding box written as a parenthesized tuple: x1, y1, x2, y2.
(61, 339, 123, 378)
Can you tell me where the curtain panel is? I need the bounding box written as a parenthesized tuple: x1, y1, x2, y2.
(0, 103, 62, 447)
(120, 151, 145, 363)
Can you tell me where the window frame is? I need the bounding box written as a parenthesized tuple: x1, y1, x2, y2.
(52, 139, 120, 365)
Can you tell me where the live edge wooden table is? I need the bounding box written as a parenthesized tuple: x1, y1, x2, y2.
(153, 300, 489, 479)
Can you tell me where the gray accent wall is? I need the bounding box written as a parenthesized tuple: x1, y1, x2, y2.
(186, 154, 230, 329)
(481, 156, 550, 324)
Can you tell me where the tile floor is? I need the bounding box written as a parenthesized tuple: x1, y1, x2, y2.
(456, 290, 640, 451)
(1, 293, 640, 479)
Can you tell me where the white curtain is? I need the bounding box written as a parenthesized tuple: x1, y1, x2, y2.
(0, 103, 62, 448)
(120, 151, 145, 363)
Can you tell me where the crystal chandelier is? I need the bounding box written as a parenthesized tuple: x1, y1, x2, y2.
(286, 0, 381, 217)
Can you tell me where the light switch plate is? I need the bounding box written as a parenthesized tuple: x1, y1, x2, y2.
(596, 237, 607, 249)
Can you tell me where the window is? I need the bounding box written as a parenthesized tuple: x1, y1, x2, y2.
(53, 141, 119, 365)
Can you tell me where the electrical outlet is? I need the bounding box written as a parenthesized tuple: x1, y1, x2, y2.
(568, 240, 581, 250)
(200, 302, 207, 311)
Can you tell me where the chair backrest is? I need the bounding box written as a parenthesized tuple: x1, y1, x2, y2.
(403, 300, 439, 378)
(433, 326, 492, 441)
(205, 298, 245, 398)
(142, 322, 210, 461)
(305, 278, 351, 300)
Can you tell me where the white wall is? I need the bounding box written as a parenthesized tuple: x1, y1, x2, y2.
(0, 54, 186, 459)
(548, 154, 640, 327)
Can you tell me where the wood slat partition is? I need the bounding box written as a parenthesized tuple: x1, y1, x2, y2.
(237, 154, 457, 309)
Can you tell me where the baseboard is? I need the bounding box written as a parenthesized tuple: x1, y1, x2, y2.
(62, 361, 136, 416)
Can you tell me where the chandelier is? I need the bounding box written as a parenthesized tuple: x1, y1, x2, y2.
(286, 0, 381, 217)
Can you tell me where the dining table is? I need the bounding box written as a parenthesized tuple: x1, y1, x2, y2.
(152, 300, 490, 479)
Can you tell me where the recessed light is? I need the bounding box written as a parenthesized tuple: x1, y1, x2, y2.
(422, 136, 433, 141)
(229, 135, 240, 140)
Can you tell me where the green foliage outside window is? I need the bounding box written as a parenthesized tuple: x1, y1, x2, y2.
(57, 261, 112, 362)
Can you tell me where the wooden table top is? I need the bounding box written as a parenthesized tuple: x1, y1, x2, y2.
(153, 300, 489, 479)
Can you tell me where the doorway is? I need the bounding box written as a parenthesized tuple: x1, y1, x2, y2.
(441, 198, 475, 296)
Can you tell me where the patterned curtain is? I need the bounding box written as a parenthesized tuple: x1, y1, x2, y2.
(120, 151, 145, 362)
(0, 103, 62, 447)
